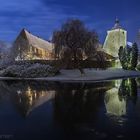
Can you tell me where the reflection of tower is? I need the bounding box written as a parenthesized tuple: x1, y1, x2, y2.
(115, 79, 122, 88)
(104, 88, 126, 116)
(105, 79, 138, 117)
(104, 80, 125, 117)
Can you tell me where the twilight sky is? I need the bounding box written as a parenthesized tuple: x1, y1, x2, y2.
(0, 0, 140, 43)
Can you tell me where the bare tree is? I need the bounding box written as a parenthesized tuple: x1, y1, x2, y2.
(52, 19, 99, 72)
(60, 47, 72, 68)
(84, 31, 98, 59)
(52, 31, 63, 59)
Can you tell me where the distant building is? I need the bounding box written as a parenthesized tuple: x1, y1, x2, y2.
(103, 18, 127, 58)
(13, 29, 54, 60)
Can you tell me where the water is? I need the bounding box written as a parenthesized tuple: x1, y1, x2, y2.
(0, 79, 140, 140)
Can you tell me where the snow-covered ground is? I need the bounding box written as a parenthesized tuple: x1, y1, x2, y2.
(0, 68, 140, 82)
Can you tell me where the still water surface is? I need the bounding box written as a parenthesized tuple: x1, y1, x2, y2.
(0, 79, 140, 140)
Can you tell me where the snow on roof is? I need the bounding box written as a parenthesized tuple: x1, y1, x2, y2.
(23, 29, 54, 52)
(127, 41, 133, 47)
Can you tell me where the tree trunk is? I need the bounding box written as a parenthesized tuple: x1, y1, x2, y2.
(73, 50, 77, 68)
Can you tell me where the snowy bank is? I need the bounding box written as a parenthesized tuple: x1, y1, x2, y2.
(0, 63, 59, 78)
(0, 68, 140, 82)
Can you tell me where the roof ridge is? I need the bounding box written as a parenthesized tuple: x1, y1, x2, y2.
(23, 28, 51, 44)
(19, 28, 53, 51)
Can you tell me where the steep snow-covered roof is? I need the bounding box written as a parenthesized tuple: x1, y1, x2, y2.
(19, 29, 54, 52)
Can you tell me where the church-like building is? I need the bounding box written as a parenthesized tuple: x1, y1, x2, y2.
(12, 19, 128, 66)
(103, 18, 127, 58)
(12, 29, 54, 60)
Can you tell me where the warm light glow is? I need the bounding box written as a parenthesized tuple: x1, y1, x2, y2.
(105, 88, 126, 116)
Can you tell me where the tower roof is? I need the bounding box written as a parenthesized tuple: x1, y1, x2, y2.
(112, 18, 122, 30)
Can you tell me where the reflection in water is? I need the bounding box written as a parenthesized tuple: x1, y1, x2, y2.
(54, 82, 114, 125)
(0, 81, 113, 119)
(0, 79, 139, 139)
(54, 87, 102, 125)
(119, 79, 137, 104)
(0, 79, 137, 118)
(0, 81, 55, 117)
(14, 86, 55, 117)
(0, 79, 138, 119)
(105, 79, 137, 117)
(105, 87, 126, 116)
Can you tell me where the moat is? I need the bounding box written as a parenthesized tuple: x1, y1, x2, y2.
(0, 78, 140, 140)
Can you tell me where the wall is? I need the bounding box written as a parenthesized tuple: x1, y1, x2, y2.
(103, 29, 127, 58)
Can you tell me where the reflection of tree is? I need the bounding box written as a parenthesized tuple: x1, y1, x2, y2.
(54, 85, 105, 126)
(118, 79, 137, 104)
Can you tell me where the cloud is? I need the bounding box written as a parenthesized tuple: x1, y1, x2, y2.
(0, 0, 90, 42)
(0, 0, 139, 43)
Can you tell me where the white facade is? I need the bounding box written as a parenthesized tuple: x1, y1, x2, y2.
(103, 19, 127, 58)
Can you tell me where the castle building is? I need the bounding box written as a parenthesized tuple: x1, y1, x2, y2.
(13, 29, 54, 60)
(103, 19, 127, 58)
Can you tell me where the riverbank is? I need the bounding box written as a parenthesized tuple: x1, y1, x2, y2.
(0, 68, 140, 82)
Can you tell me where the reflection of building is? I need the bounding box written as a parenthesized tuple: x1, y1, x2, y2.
(105, 88, 126, 116)
(14, 86, 55, 117)
(13, 29, 54, 60)
(103, 18, 127, 58)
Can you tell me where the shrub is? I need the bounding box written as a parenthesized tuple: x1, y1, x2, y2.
(118, 43, 138, 70)
(0, 63, 59, 78)
(21, 63, 59, 78)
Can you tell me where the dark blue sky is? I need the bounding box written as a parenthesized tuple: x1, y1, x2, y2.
(0, 0, 140, 43)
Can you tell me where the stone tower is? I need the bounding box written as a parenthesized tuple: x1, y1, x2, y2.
(103, 18, 127, 58)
